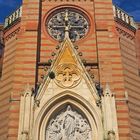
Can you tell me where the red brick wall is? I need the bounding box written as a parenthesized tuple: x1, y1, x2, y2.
(0, 25, 3, 77)
(94, 2, 130, 139)
(0, 24, 20, 139)
(116, 22, 140, 139)
(0, 0, 39, 139)
(0, 0, 138, 140)
(135, 24, 140, 69)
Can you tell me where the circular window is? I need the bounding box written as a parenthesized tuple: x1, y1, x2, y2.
(46, 8, 90, 42)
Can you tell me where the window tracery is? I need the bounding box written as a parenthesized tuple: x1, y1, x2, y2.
(46, 8, 89, 42)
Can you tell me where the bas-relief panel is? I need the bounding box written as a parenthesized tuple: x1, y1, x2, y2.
(46, 105, 92, 140)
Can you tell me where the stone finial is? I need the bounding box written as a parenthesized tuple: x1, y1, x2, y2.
(104, 83, 112, 96)
(18, 83, 34, 140)
(102, 83, 119, 140)
(21, 83, 32, 97)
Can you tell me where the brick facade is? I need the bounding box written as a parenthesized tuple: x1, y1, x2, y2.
(0, 0, 140, 140)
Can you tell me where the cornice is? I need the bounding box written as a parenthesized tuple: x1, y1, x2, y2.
(115, 17, 136, 33)
(4, 27, 20, 42)
(116, 26, 135, 40)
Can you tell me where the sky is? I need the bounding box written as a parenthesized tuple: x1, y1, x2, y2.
(114, 0, 140, 22)
(0, 0, 22, 23)
(0, 0, 140, 24)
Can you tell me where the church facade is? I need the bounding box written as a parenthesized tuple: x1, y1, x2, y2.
(0, 0, 140, 140)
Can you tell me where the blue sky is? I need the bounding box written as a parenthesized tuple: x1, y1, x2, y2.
(113, 0, 140, 22)
(0, 0, 140, 24)
(0, 0, 22, 23)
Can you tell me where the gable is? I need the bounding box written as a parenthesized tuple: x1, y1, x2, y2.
(37, 35, 99, 103)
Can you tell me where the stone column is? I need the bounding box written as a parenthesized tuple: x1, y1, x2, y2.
(102, 84, 119, 140)
(18, 84, 34, 140)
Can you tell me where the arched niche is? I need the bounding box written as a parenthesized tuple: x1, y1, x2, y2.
(33, 91, 103, 140)
(46, 104, 92, 140)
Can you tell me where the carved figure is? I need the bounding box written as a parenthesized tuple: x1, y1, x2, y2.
(46, 105, 92, 140)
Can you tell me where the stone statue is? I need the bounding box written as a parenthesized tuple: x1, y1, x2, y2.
(46, 105, 92, 140)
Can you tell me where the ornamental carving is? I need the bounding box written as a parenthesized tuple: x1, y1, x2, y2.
(46, 105, 92, 140)
(46, 8, 89, 42)
(54, 64, 81, 88)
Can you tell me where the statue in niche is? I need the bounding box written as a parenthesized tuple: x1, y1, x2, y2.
(46, 105, 92, 140)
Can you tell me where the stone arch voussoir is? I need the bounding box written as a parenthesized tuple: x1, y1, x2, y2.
(33, 91, 103, 140)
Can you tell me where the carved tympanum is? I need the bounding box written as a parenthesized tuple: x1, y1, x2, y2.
(55, 64, 81, 88)
(46, 105, 92, 140)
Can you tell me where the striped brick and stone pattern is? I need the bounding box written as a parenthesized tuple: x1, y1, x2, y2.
(0, 0, 140, 140)
(118, 23, 140, 139)
(0, 24, 4, 77)
(94, 1, 131, 140)
(114, 7, 140, 139)
(0, 0, 39, 139)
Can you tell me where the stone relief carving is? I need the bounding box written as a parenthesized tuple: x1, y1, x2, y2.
(55, 64, 81, 88)
(46, 105, 92, 140)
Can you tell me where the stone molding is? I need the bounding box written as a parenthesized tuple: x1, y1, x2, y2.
(33, 91, 103, 140)
(54, 64, 81, 88)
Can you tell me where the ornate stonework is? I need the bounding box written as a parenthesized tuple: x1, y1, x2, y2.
(55, 64, 81, 88)
(46, 8, 89, 42)
(46, 105, 92, 140)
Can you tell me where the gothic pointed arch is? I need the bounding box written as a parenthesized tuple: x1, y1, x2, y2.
(33, 91, 103, 140)
(46, 105, 92, 140)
